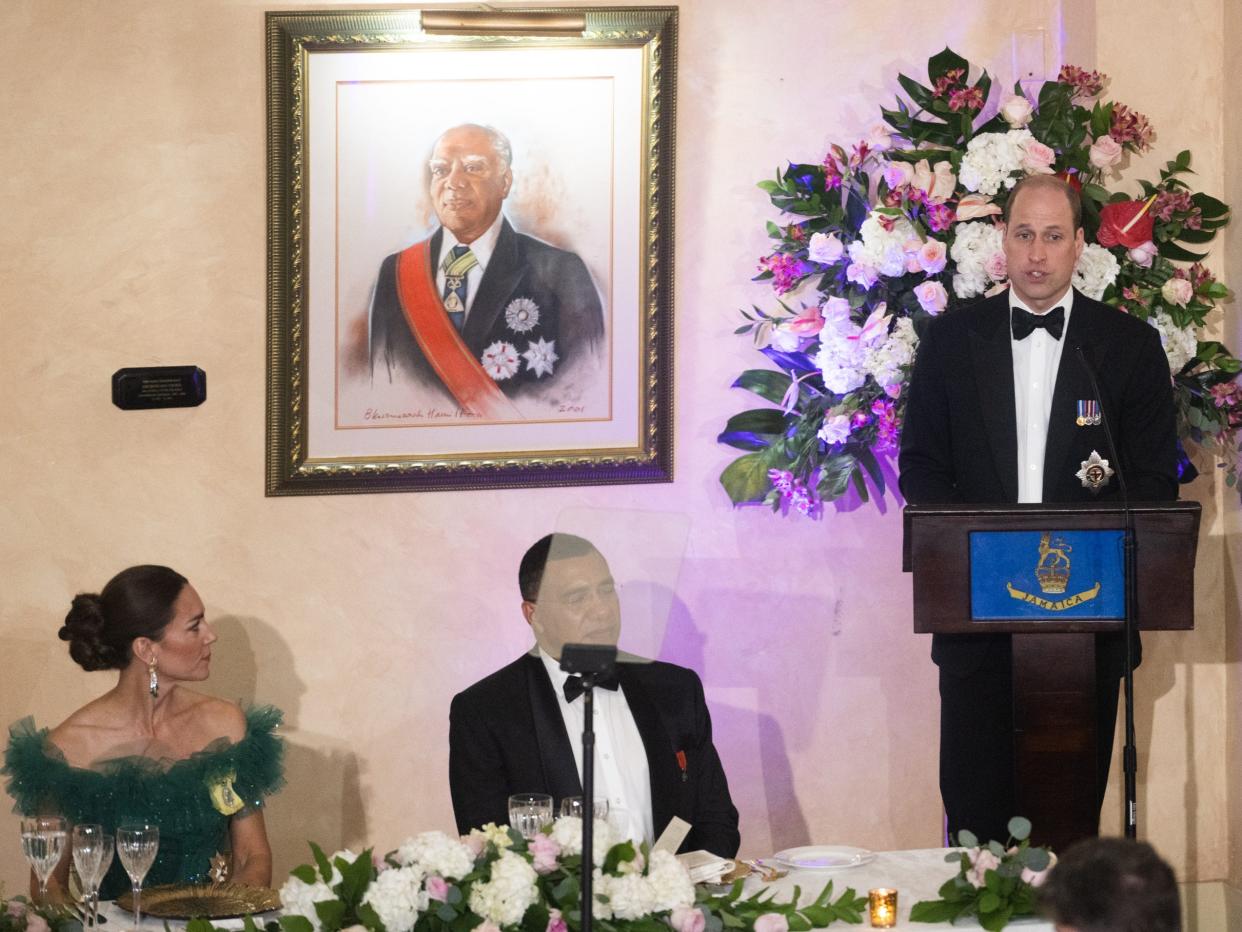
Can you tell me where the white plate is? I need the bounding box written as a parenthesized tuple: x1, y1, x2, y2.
(771, 845, 876, 870)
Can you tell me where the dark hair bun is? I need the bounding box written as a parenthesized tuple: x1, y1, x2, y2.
(59, 593, 126, 671)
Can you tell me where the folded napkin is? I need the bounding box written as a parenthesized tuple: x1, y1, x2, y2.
(676, 849, 736, 884)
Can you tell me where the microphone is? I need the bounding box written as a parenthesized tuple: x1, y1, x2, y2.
(1074, 341, 1139, 838)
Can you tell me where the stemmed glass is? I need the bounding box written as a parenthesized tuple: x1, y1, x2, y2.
(72, 824, 114, 928)
(20, 816, 67, 903)
(558, 797, 610, 821)
(116, 823, 159, 931)
(507, 793, 554, 840)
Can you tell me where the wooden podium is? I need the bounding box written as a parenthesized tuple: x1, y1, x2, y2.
(902, 501, 1200, 851)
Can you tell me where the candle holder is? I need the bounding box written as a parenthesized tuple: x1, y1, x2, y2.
(868, 888, 897, 928)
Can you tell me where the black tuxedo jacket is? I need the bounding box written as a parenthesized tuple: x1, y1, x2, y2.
(898, 290, 1178, 675)
(370, 220, 604, 396)
(448, 653, 740, 858)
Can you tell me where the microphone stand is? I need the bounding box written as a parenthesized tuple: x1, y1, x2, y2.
(1076, 345, 1138, 838)
(559, 644, 618, 932)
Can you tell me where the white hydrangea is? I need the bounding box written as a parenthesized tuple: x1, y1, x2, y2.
(959, 130, 1031, 196)
(1149, 312, 1198, 373)
(361, 866, 428, 932)
(278, 876, 338, 931)
(467, 850, 539, 927)
(645, 850, 696, 912)
(1072, 243, 1121, 300)
(863, 317, 919, 393)
(550, 816, 617, 862)
(396, 831, 476, 880)
(597, 871, 657, 920)
(849, 213, 919, 278)
(950, 221, 1005, 299)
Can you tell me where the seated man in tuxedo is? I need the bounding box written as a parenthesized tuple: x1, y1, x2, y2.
(899, 174, 1178, 843)
(448, 533, 740, 857)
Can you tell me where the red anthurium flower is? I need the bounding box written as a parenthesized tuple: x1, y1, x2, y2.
(1056, 171, 1083, 193)
(1097, 198, 1156, 249)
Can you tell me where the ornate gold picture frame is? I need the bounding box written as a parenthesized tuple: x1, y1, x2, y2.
(265, 7, 677, 495)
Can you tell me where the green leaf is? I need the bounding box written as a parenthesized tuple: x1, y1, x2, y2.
(908, 900, 960, 922)
(1080, 182, 1111, 204)
(187, 920, 214, 932)
(310, 842, 333, 884)
(1158, 241, 1208, 262)
(279, 917, 314, 932)
(720, 452, 775, 504)
(1022, 847, 1051, 871)
(956, 829, 979, 848)
(603, 840, 637, 874)
(336, 848, 375, 907)
(313, 901, 346, 932)
(1192, 192, 1230, 218)
(928, 47, 970, 83)
(733, 369, 795, 405)
(290, 864, 316, 884)
(979, 892, 1000, 913)
(897, 73, 936, 111)
(817, 453, 858, 500)
(720, 408, 789, 435)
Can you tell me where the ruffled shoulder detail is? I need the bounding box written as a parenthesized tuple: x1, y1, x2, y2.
(3, 704, 286, 823)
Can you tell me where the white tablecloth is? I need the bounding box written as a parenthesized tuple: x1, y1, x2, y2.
(741, 848, 1054, 931)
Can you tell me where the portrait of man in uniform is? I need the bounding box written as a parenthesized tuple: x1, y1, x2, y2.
(367, 123, 607, 421)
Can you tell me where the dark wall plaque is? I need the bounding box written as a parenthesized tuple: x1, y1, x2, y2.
(111, 366, 206, 410)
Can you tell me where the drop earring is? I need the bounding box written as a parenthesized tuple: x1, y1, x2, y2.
(148, 659, 159, 698)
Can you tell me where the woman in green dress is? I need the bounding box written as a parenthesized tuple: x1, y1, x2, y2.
(4, 565, 284, 900)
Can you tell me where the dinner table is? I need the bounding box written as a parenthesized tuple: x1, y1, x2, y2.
(739, 846, 1054, 931)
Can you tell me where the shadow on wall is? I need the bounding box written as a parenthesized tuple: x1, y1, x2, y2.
(205, 615, 367, 875)
(651, 587, 812, 856)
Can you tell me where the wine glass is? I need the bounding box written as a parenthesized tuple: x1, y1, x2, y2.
(558, 796, 610, 820)
(116, 823, 159, 931)
(72, 824, 114, 928)
(20, 816, 67, 903)
(507, 793, 553, 840)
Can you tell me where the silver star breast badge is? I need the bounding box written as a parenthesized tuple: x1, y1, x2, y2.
(1076, 449, 1115, 492)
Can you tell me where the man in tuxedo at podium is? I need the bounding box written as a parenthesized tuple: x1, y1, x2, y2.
(448, 533, 740, 857)
(898, 174, 1178, 843)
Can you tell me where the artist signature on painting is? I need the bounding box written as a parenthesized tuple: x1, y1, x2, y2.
(363, 407, 482, 421)
(558, 404, 586, 413)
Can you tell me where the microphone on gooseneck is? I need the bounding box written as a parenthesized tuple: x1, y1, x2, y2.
(1074, 342, 1128, 502)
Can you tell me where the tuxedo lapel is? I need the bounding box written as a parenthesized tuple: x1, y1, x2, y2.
(523, 655, 583, 801)
(464, 220, 525, 351)
(1043, 295, 1104, 500)
(618, 666, 679, 838)
(969, 297, 1019, 501)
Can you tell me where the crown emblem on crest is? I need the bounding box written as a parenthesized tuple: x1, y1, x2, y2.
(1035, 532, 1072, 594)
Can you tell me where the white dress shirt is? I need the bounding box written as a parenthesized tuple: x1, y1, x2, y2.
(435, 212, 505, 321)
(538, 649, 654, 847)
(1011, 287, 1074, 503)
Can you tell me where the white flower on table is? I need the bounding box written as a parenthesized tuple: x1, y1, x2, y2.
(645, 850, 695, 911)
(279, 876, 338, 931)
(396, 830, 476, 880)
(467, 850, 539, 926)
(361, 865, 429, 932)
(550, 815, 617, 861)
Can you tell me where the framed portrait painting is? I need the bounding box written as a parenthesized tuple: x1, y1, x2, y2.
(265, 7, 677, 495)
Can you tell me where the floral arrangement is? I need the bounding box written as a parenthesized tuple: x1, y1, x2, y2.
(909, 817, 1054, 931)
(218, 820, 866, 932)
(719, 48, 1241, 515)
(0, 895, 72, 932)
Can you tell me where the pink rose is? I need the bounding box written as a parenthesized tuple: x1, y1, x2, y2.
(1089, 135, 1124, 169)
(966, 848, 1002, 889)
(425, 875, 449, 901)
(547, 909, 569, 932)
(822, 296, 852, 324)
(984, 251, 1008, 281)
(846, 261, 879, 291)
(918, 239, 948, 274)
(1021, 139, 1056, 174)
(7, 902, 28, 919)
(883, 161, 915, 190)
(1021, 851, 1057, 888)
(1162, 277, 1194, 307)
(955, 194, 1002, 221)
(914, 280, 949, 315)
(529, 832, 562, 874)
(807, 232, 844, 265)
(669, 907, 706, 932)
(25, 914, 50, 932)
(999, 94, 1034, 128)
(753, 914, 789, 932)
(1128, 241, 1158, 267)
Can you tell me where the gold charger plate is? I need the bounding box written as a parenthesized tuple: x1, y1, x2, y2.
(117, 883, 281, 919)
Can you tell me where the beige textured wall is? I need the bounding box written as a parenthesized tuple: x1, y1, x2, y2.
(1, 0, 1237, 894)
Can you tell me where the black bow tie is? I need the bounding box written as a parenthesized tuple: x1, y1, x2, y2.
(1012, 306, 1065, 341)
(563, 673, 620, 702)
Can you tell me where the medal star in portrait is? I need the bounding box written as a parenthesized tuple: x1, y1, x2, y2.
(480, 341, 521, 381)
(505, 297, 541, 333)
(522, 338, 558, 378)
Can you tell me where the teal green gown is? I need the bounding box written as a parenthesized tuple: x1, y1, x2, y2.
(4, 705, 284, 899)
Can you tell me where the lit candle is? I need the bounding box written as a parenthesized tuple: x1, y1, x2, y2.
(868, 888, 897, 928)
